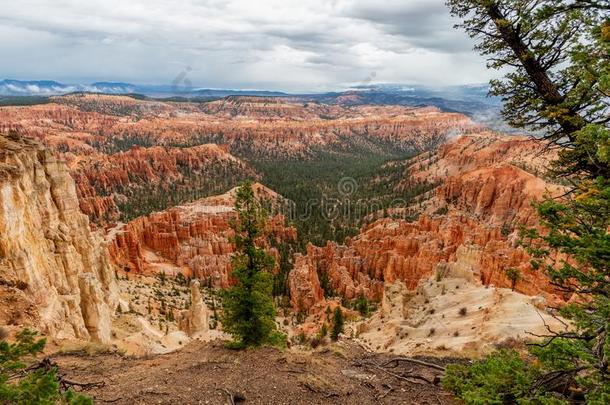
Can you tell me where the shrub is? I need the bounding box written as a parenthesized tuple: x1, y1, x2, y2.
(442, 350, 559, 404)
(0, 329, 92, 404)
(318, 323, 328, 339)
(354, 294, 370, 316)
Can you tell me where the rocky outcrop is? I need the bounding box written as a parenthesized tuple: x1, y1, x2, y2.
(0, 132, 117, 342)
(288, 254, 325, 314)
(178, 280, 209, 336)
(288, 132, 566, 313)
(108, 183, 297, 286)
(71, 143, 257, 224)
(78, 274, 113, 342)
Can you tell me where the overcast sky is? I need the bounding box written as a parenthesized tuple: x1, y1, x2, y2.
(0, 0, 495, 92)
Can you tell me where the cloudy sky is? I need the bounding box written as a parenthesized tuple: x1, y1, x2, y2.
(0, 0, 495, 92)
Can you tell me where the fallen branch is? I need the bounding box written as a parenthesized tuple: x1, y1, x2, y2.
(222, 388, 235, 405)
(9, 358, 105, 392)
(300, 381, 339, 398)
(362, 361, 433, 385)
(377, 384, 394, 399)
(380, 357, 446, 372)
(59, 377, 105, 392)
(217, 388, 246, 404)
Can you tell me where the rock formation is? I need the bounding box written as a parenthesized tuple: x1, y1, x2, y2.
(288, 254, 325, 314)
(0, 94, 477, 224)
(71, 143, 257, 225)
(0, 132, 117, 342)
(288, 132, 567, 314)
(108, 183, 297, 287)
(178, 280, 209, 336)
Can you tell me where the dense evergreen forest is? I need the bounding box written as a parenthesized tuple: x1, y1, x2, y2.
(250, 149, 434, 250)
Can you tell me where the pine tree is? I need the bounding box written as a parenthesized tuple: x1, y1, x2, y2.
(443, 1, 609, 403)
(330, 307, 344, 342)
(0, 329, 92, 404)
(221, 182, 283, 348)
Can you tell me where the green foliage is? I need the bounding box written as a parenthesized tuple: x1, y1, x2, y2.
(175, 272, 187, 286)
(318, 270, 333, 298)
(446, 1, 609, 153)
(445, 2, 610, 403)
(330, 307, 344, 342)
(250, 149, 432, 249)
(354, 294, 370, 316)
(504, 268, 522, 290)
(221, 182, 284, 348)
(0, 96, 51, 107)
(318, 323, 328, 339)
(442, 350, 565, 404)
(0, 330, 92, 404)
(271, 241, 295, 297)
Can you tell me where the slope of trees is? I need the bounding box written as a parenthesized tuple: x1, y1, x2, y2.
(251, 149, 433, 249)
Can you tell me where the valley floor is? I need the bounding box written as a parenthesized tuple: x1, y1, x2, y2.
(52, 340, 455, 404)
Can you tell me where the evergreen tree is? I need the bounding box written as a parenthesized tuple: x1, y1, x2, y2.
(221, 182, 282, 348)
(444, 1, 609, 402)
(0, 329, 91, 404)
(330, 307, 344, 342)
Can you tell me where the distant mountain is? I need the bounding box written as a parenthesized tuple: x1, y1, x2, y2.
(309, 84, 513, 133)
(0, 79, 288, 97)
(0, 79, 136, 95)
(192, 88, 288, 97)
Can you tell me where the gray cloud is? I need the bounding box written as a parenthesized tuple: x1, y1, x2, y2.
(0, 0, 493, 92)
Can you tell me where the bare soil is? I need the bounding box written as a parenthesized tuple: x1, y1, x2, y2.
(52, 340, 455, 404)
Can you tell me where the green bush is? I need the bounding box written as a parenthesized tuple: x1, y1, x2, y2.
(442, 350, 564, 404)
(0, 329, 92, 404)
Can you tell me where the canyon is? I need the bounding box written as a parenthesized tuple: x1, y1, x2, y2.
(287, 132, 565, 313)
(0, 94, 477, 226)
(0, 94, 568, 360)
(286, 132, 569, 355)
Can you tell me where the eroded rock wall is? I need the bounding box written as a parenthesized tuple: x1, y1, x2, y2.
(0, 133, 117, 342)
(288, 132, 566, 313)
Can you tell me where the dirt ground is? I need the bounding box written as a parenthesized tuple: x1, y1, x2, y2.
(52, 340, 456, 404)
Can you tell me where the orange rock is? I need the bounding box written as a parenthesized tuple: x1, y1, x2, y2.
(0, 95, 478, 225)
(108, 184, 297, 288)
(288, 132, 568, 313)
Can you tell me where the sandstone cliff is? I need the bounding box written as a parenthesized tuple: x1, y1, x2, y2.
(0, 132, 117, 342)
(71, 143, 257, 224)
